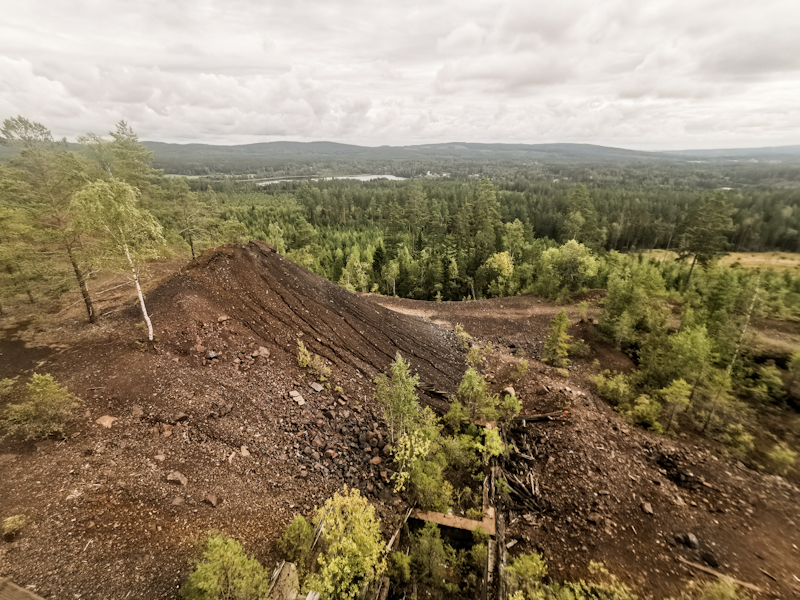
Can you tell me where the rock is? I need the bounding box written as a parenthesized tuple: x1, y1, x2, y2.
(207, 350, 219, 360)
(311, 451, 320, 461)
(701, 550, 720, 568)
(131, 406, 144, 418)
(175, 412, 189, 422)
(303, 446, 313, 455)
(587, 512, 603, 525)
(240, 446, 251, 457)
(641, 502, 654, 515)
(310, 382, 324, 392)
(203, 494, 220, 507)
(325, 449, 339, 459)
(218, 315, 230, 322)
(167, 471, 188, 486)
(312, 436, 325, 449)
(503, 386, 516, 397)
(154, 454, 166, 462)
(96, 415, 117, 428)
(171, 496, 185, 506)
(685, 533, 700, 549)
(295, 396, 306, 406)
(338, 398, 347, 406)
(370, 456, 382, 465)
(162, 424, 174, 437)
(289, 390, 301, 398)
(341, 410, 351, 419)
(254, 346, 270, 358)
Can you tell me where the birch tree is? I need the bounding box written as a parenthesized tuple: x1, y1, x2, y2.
(72, 180, 164, 340)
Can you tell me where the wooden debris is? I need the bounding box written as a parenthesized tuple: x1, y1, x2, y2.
(412, 508, 496, 536)
(677, 557, 766, 595)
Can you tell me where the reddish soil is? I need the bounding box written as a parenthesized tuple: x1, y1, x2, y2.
(1, 242, 798, 599)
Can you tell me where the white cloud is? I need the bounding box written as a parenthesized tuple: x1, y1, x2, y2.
(1, 0, 799, 149)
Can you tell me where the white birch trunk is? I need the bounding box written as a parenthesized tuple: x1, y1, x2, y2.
(125, 244, 153, 341)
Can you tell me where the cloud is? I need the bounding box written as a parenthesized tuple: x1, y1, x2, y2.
(1, 0, 799, 149)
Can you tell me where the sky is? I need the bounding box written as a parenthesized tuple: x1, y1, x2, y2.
(1, 0, 799, 150)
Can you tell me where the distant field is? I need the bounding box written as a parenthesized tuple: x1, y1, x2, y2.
(643, 250, 800, 270)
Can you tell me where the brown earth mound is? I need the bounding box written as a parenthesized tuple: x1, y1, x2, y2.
(150, 241, 465, 403)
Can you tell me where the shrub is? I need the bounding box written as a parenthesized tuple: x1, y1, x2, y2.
(457, 367, 500, 422)
(627, 394, 663, 433)
(443, 400, 469, 432)
(0, 378, 14, 397)
(578, 300, 590, 321)
(3, 514, 27, 539)
(297, 340, 311, 368)
(543, 310, 572, 367)
(181, 534, 271, 600)
(569, 338, 590, 358)
(687, 579, 741, 600)
(506, 552, 548, 596)
(594, 371, 633, 407)
(768, 442, 797, 475)
(720, 424, 754, 459)
(305, 487, 386, 600)
(454, 324, 472, 349)
(388, 552, 411, 583)
(278, 514, 314, 569)
(410, 522, 458, 592)
(1, 373, 80, 440)
(375, 353, 421, 442)
(501, 393, 522, 423)
(297, 340, 331, 381)
(516, 359, 529, 379)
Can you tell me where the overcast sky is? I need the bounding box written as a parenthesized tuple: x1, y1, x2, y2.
(1, 0, 798, 150)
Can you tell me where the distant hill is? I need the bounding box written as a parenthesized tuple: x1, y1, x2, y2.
(663, 145, 800, 161)
(142, 140, 672, 172)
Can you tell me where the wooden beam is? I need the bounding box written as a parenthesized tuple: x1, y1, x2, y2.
(411, 508, 496, 536)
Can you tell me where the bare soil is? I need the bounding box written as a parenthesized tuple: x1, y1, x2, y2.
(1, 242, 798, 599)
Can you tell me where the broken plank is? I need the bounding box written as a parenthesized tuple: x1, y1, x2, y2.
(412, 508, 495, 536)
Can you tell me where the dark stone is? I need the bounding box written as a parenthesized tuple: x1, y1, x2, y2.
(701, 550, 719, 568)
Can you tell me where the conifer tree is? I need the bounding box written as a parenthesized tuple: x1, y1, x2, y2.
(543, 309, 572, 367)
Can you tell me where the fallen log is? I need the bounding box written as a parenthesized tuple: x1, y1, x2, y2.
(677, 557, 768, 595)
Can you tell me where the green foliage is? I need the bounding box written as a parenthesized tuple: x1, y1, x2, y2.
(181, 534, 271, 600)
(479, 428, 507, 461)
(2, 514, 27, 538)
(577, 301, 590, 321)
(388, 552, 411, 583)
(543, 309, 572, 367)
(719, 424, 754, 459)
(297, 340, 331, 381)
(0, 379, 14, 396)
(626, 395, 663, 433)
(537, 240, 599, 300)
(516, 359, 529, 379)
(506, 552, 548, 597)
(410, 522, 458, 592)
(685, 579, 742, 600)
(278, 515, 313, 568)
(1, 373, 80, 440)
(443, 400, 469, 432)
(658, 379, 692, 433)
(767, 442, 796, 475)
(594, 371, 633, 407)
(789, 349, 800, 382)
(375, 353, 421, 441)
(297, 340, 311, 368)
(501, 393, 522, 422)
(306, 487, 386, 600)
(457, 367, 500, 421)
